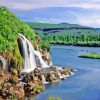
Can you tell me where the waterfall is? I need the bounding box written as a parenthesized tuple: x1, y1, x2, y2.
(19, 34, 37, 73)
(34, 51, 50, 68)
(17, 34, 75, 85)
(18, 34, 50, 73)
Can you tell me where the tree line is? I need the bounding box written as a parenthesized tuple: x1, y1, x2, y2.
(42, 34, 100, 46)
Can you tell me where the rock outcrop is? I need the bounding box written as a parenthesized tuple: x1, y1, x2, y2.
(0, 70, 25, 99)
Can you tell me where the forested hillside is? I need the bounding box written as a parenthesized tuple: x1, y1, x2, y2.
(26, 22, 100, 46)
(26, 22, 100, 36)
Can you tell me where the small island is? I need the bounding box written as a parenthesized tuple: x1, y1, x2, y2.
(79, 52, 100, 59)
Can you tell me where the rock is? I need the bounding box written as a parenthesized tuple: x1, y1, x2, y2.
(1, 84, 25, 99)
(34, 68, 42, 81)
(11, 68, 18, 76)
(0, 69, 25, 99)
(24, 82, 45, 95)
(70, 68, 75, 73)
(42, 50, 51, 65)
(34, 68, 41, 74)
(15, 87, 25, 99)
(0, 70, 11, 85)
(22, 74, 32, 83)
(50, 66, 57, 71)
(54, 72, 60, 80)
(44, 72, 53, 82)
(9, 75, 19, 84)
(61, 68, 74, 75)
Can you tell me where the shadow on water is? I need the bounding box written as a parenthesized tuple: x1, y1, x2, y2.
(29, 46, 100, 100)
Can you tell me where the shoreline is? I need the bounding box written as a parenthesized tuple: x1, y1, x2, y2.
(50, 43, 100, 47)
(0, 65, 76, 99)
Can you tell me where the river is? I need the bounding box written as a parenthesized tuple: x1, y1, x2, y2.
(29, 46, 100, 100)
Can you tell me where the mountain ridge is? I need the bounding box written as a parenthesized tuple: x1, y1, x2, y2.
(26, 22, 100, 36)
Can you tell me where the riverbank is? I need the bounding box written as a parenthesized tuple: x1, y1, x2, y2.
(50, 42, 100, 47)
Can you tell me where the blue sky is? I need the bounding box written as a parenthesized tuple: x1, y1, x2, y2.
(0, 0, 100, 27)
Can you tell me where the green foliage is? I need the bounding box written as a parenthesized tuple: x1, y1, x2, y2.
(39, 41, 51, 51)
(33, 85, 41, 92)
(48, 97, 62, 100)
(79, 52, 100, 59)
(0, 6, 35, 52)
(26, 22, 94, 30)
(26, 22, 100, 36)
(44, 34, 100, 46)
(0, 6, 35, 71)
(27, 22, 100, 47)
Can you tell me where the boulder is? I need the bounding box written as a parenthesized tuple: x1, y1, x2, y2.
(24, 82, 45, 95)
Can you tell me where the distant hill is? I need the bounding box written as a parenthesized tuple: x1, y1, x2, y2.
(26, 22, 100, 37)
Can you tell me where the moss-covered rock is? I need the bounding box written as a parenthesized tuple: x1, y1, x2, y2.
(24, 82, 45, 95)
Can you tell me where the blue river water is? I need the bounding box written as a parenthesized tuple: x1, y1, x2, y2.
(29, 46, 100, 100)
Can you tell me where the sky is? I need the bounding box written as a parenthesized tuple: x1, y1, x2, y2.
(0, 0, 100, 28)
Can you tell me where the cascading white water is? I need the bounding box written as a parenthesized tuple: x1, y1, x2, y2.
(19, 34, 37, 73)
(34, 51, 50, 68)
(19, 34, 50, 73)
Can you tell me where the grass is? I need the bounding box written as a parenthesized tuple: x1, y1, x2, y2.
(48, 97, 62, 100)
(79, 52, 100, 59)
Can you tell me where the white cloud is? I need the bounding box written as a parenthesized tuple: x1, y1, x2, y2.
(77, 16, 100, 28)
(33, 16, 100, 28)
(33, 17, 66, 23)
(1, 0, 100, 27)
(0, 0, 100, 10)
